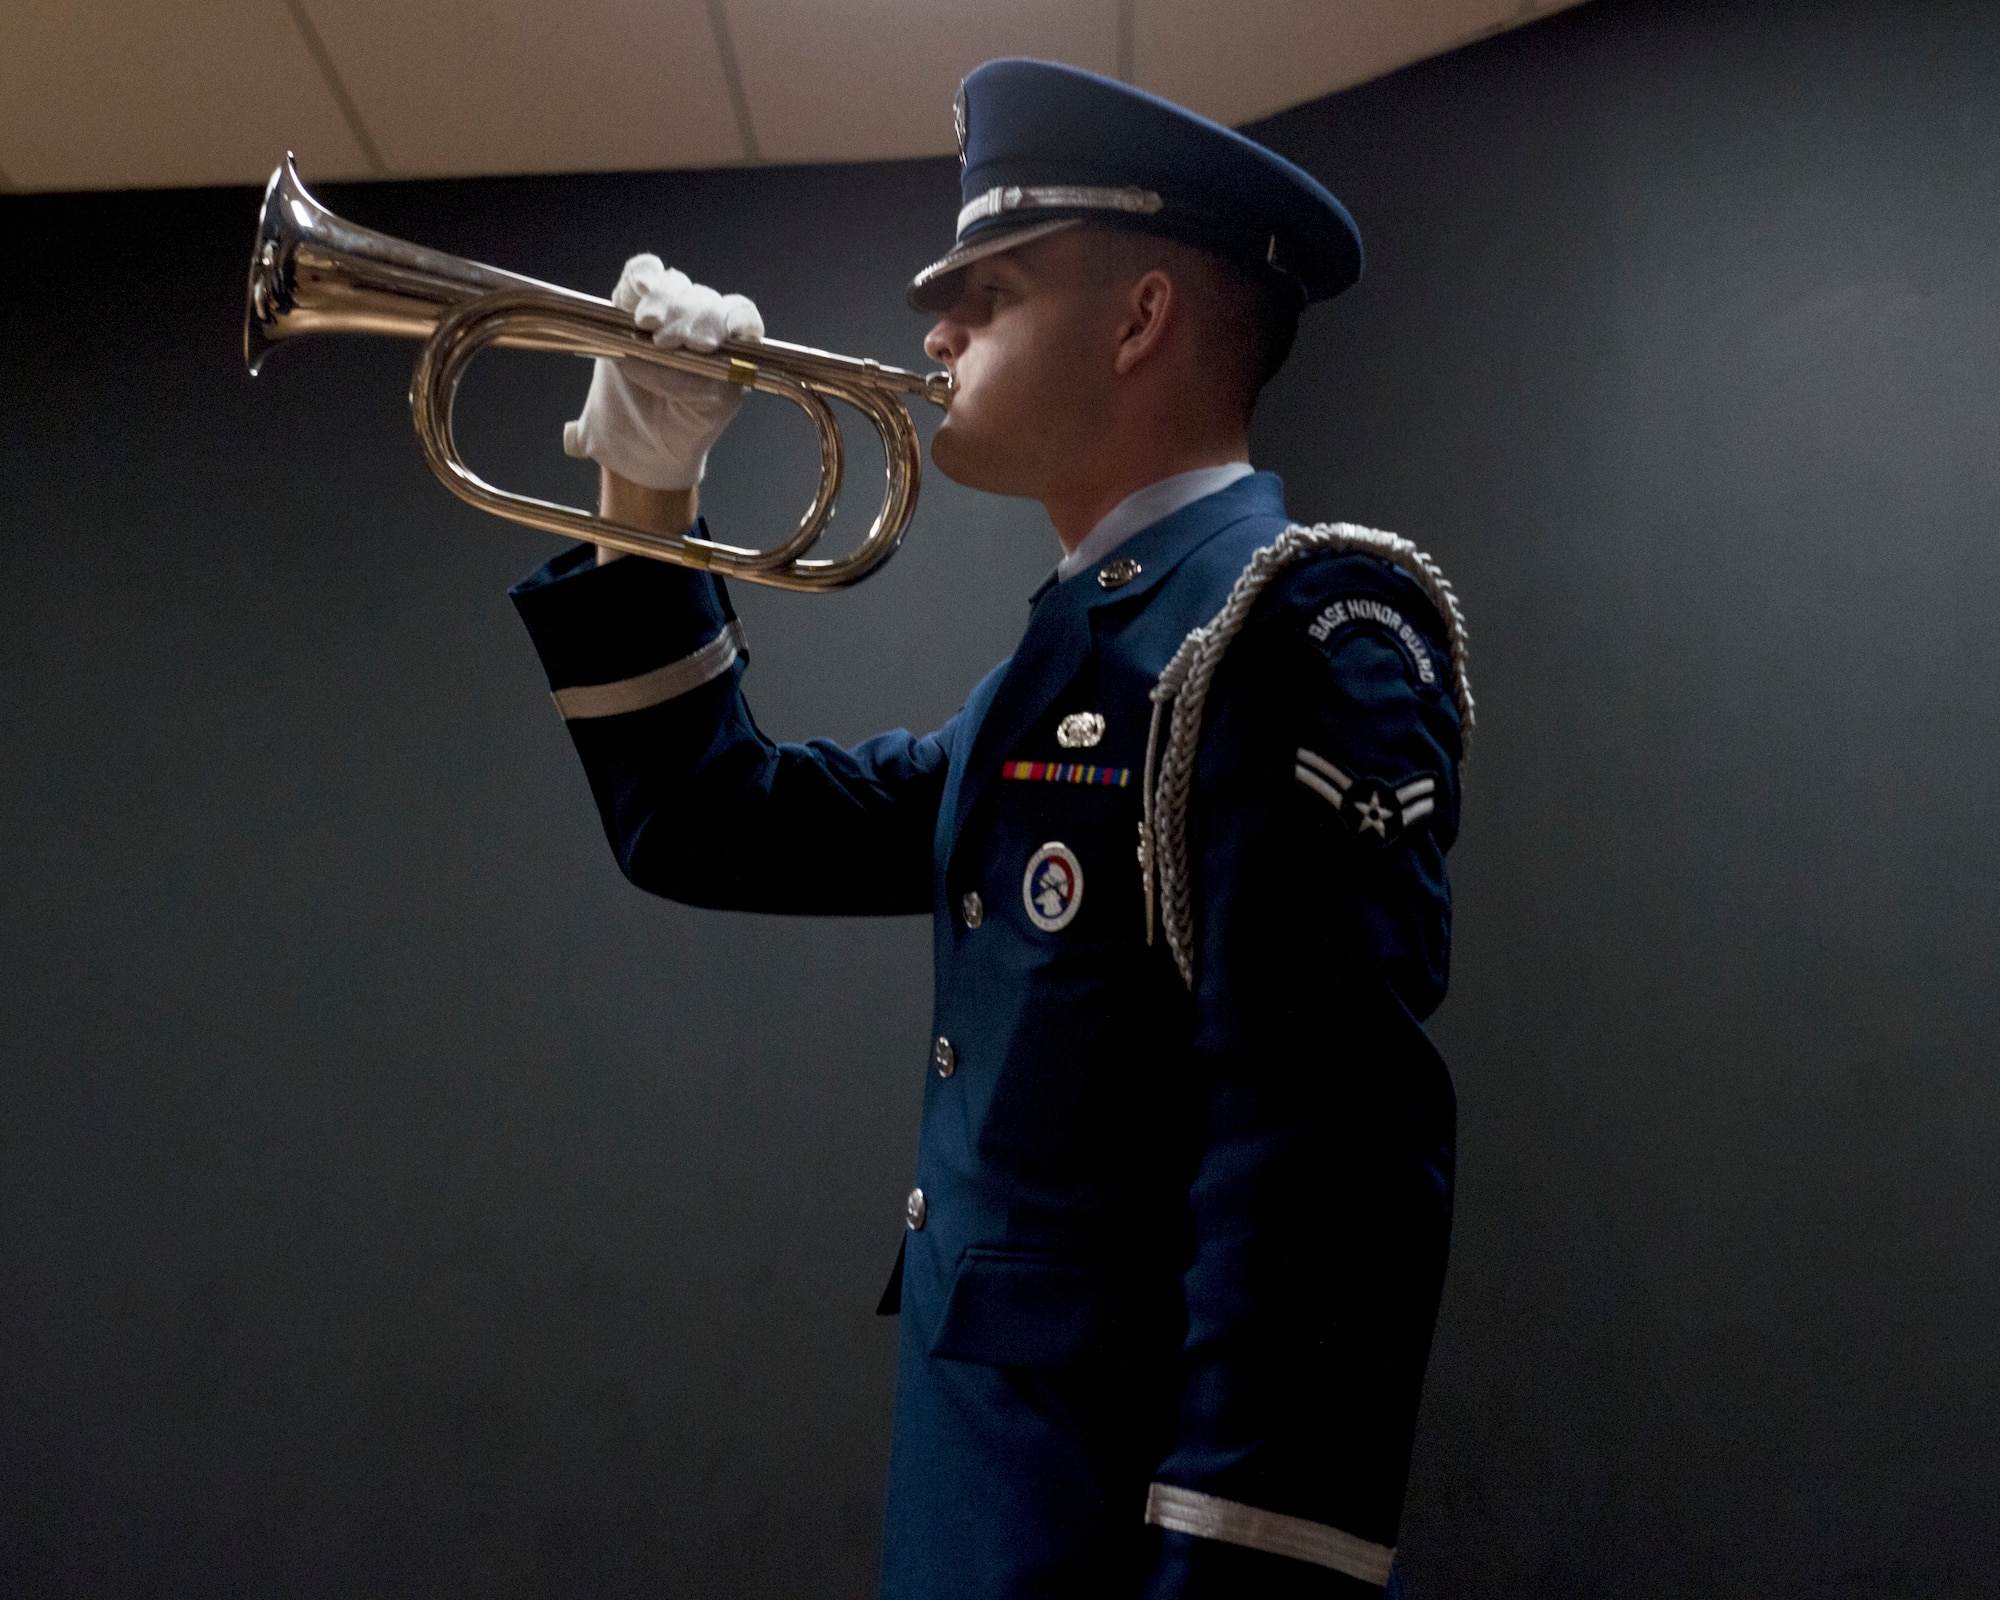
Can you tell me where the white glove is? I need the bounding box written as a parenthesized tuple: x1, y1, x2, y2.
(563, 254, 764, 491)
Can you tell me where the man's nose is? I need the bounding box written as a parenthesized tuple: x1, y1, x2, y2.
(924, 319, 966, 366)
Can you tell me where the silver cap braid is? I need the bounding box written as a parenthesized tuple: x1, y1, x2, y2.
(1140, 523, 1474, 987)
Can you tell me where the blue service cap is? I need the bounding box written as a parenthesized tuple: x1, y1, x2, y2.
(908, 58, 1362, 313)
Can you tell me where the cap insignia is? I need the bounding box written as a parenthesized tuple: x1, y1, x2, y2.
(953, 82, 968, 167)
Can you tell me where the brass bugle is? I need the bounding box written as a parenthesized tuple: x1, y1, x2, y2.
(244, 155, 953, 591)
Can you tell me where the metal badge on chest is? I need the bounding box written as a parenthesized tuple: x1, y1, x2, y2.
(1056, 711, 1105, 748)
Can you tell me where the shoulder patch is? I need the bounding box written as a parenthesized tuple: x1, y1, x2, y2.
(1295, 746, 1439, 847)
(1305, 595, 1439, 687)
(1145, 520, 1473, 987)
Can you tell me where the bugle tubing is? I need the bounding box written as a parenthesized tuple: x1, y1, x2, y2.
(245, 154, 953, 591)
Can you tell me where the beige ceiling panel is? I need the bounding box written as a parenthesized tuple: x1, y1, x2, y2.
(1136, 0, 1592, 127)
(726, 0, 1118, 165)
(299, 0, 742, 178)
(1, 0, 1596, 193)
(0, 0, 368, 193)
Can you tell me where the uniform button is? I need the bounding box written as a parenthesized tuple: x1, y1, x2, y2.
(961, 890, 984, 928)
(906, 1187, 927, 1229)
(933, 1037, 957, 1078)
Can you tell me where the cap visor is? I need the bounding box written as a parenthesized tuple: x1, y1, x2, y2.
(906, 218, 1084, 312)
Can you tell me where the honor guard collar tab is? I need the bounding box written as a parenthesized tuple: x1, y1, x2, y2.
(908, 58, 1363, 313)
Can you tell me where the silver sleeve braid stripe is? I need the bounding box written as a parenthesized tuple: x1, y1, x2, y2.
(1144, 1483, 1396, 1586)
(1140, 523, 1473, 987)
(550, 620, 747, 721)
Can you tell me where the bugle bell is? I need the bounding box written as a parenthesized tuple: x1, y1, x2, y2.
(244, 155, 952, 591)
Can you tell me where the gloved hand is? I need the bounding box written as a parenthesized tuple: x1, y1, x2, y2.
(563, 254, 765, 491)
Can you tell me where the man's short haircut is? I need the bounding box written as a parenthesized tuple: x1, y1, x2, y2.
(1077, 223, 1302, 418)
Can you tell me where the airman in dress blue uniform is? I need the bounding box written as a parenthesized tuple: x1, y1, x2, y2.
(511, 59, 1471, 1600)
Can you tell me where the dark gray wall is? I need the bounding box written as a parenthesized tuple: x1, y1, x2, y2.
(2, 0, 1995, 1593)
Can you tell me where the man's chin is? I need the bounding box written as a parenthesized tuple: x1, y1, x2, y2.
(930, 422, 1027, 497)
(929, 420, 977, 487)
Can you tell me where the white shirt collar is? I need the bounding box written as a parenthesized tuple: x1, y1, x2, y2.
(1054, 462, 1256, 583)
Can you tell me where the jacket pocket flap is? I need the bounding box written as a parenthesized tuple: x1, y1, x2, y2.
(929, 1249, 1108, 1371)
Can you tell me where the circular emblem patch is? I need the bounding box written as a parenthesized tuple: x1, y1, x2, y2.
(1022, 841, 1083, 933)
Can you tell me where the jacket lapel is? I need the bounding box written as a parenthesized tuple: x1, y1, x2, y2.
(943, 473, 1288, 867)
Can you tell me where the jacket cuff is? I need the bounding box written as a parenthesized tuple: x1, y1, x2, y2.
(508, 521, 738, 696)
(1143, 1485, 1394, 1597)
(1145, 1529, 1388, 1599)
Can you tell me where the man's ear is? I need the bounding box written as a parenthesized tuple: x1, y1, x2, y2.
(1112, 269, 1175, 376)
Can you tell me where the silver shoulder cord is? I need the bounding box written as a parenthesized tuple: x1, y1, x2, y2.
(1139, 522, 1476, 987)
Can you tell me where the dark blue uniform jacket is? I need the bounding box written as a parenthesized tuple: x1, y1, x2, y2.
(511, 473, 1461, 1599)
